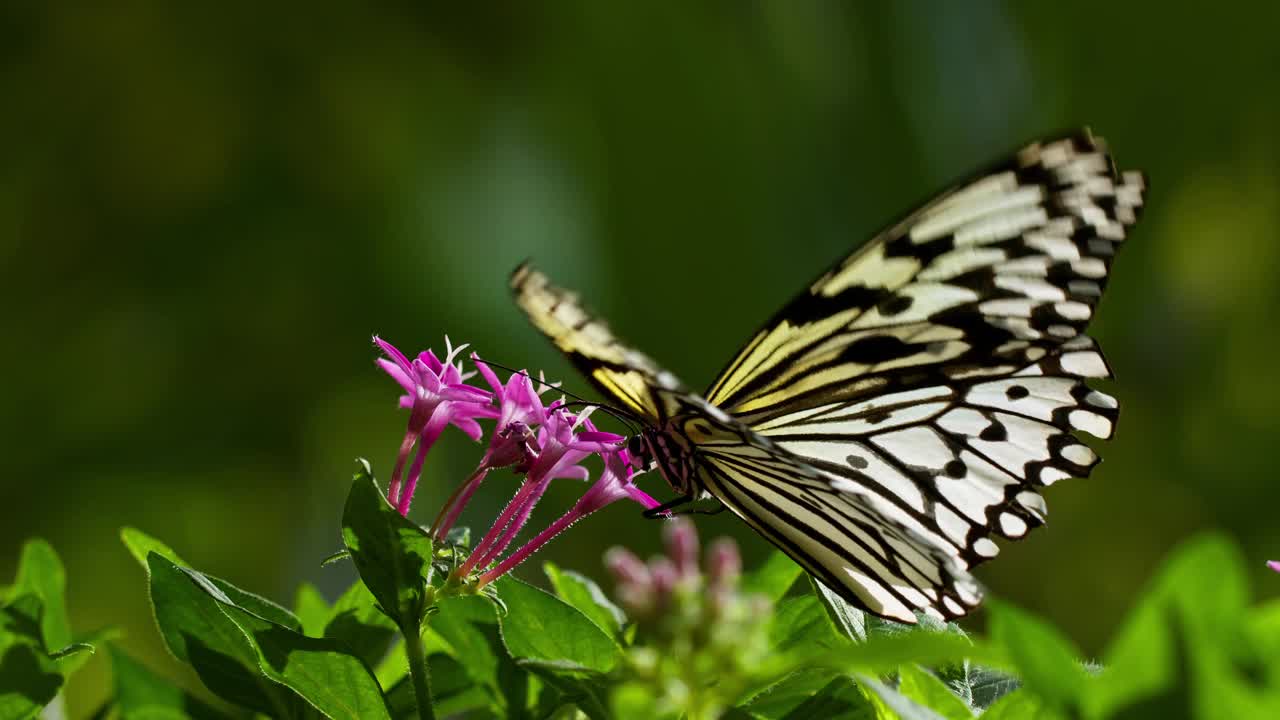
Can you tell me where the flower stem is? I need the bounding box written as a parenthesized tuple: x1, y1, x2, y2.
(476, 504, 585, 587)
(429, 466, 490, 540)
(404, 619, 436, 720)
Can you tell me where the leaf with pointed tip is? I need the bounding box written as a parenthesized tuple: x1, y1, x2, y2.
(742, 551, 803, 602)
(988, 601, 1086, 712)
(146, 553, 291, 715)
(10, 540, 71, 653)
(341, 461, 434, 630)
(494, 577, 621, 674)
(544, 562, 625, 637)
(294, 583, 330, 637)
(810, 577, 866, 643)
(123, 527, 302, 632)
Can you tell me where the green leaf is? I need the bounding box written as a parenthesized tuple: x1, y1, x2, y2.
(427, 596, 501, 697)
(150, 552, 394, 719)
(543, 562, 625, 637)
(324, 582, 398, 671)
(294, 583, 331, 637)
(810, 577, 867, 643)
(779, 676, 876, 719)
(771, 593, 846, 655)
(987, 601, 1086, 712)
(740, 670, 846, 719)
(108, 645, 227, 719)
(808, 628, 998, 676)
(121, 527, 189, 571)
(146, 553, 291, 715)
(1084, 534, 1261, 718)
(857, 673, 949, 720)
(897, 664, 973, 719)
(979, 689, 1057, 720)
(0, 639, 62, 720)
(742, 551, 803, 602)
(123, 527, 303, 633)
(10, 540, 71, 652)
(965, 664, 1021, 710)
(494, 577, 621, 674)
(341, 461, 434, 628)
(216, 602, 393, 720)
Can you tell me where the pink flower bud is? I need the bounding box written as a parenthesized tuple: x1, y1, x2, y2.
(664, 518, 700, 581)
(707, 538, 741, 589)
(1269, 560, 1280, 573)
(606, 547, 651, 587)
(650, 556, 679, 597)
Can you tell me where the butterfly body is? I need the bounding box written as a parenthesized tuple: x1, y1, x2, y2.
(512, 131, 1145, 623)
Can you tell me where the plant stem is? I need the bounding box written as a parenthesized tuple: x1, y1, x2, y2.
(404, 619, 436, 720)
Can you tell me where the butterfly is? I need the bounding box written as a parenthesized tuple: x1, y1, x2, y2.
(511, 130, 1145, 623)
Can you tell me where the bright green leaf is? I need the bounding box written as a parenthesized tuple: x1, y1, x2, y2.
(494, 577, 621, 674)
(897, 664, 972, 719)
(544, 562, 625, 637)
(742, 551, 803, 602)
(987, 601, 1086, 712)
(811, 577, 866, 643)
(778, 676, 876, 719)
(294, 583, 330, 637)
(146, 553, 291, 715)
(121, 527, 189, 571)
(123, 527, 302, 633)
(10, 540, 71, 652)
(341, 461, 434, 629)
(979, 689, 1057, 720)
(857, 673, 949, 720)
(771, 594, 846, 654)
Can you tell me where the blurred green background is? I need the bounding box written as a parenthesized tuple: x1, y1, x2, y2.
(3, 2, 1279, 713)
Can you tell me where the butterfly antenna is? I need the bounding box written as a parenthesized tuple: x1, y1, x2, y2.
(468, 358, 645, 434)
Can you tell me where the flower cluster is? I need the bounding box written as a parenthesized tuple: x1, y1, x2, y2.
(375, 336, 660, 587)
(605, 520, 773, 719)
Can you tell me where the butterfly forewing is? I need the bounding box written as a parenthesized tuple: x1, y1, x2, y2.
(510, 262, 687, 423)
(703, 131, 1143, 567)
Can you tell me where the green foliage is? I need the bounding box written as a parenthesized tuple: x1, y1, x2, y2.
(0, 540, 101, 720)
(7, 477, 1280, 720)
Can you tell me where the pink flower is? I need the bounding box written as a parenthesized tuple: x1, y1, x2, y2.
(1268, 561, 1280, 573)
(375, 336, 497, 515)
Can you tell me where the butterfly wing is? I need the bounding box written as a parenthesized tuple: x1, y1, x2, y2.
(679, 394, 982, 622)
(510, 262, 688, 422)
(704, 131, 1146, 566)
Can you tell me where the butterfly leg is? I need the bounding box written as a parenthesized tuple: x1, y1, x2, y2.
(642, 495, 727, 519)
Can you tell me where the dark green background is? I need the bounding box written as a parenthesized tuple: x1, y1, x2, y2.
(4, 3, 1278, 712)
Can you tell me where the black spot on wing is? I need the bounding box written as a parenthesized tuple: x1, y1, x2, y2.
(842, 335, 918, 365)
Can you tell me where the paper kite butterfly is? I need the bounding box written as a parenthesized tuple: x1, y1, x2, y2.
(511, 130, 1146, 623)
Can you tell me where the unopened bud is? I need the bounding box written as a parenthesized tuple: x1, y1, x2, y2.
(605, 547, 650, 587)
(650, 556, 679, 597)
(664, 518, 700, 581)
(706, 538, 741, 589)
